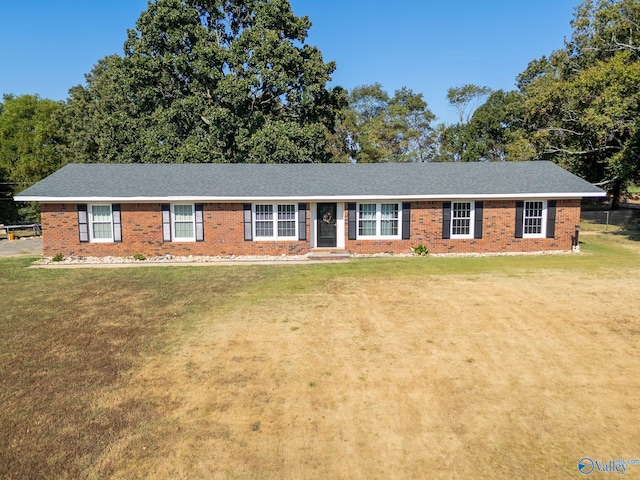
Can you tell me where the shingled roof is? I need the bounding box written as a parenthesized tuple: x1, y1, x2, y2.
(15, 161, 606, 202)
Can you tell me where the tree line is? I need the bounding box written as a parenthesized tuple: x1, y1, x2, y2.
(2, 0, 640, 222)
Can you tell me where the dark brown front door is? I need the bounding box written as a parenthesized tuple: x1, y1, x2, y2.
(317, 203, 337, 247)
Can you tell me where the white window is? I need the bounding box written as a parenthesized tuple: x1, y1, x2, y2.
(357, 203, 401, 238)
(255, 204, 274, 237)
(172, 204, 195, 241)
(89, 204, 113, 242)
(358, 204, 377, 236)
(381, 203, 399, 236)
(254, 204, 298, 240)
(277, 204, 297, 237)
(523, 201, 546, 237)
(451, 202, 474, 239)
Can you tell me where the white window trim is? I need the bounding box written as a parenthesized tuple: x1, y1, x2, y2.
(522, 200, 547, 238)
(88, 204, 114, 243)
(450, 201, 475, 239)
(253, 203, 299, 241)
(356, 202, 402, 240)
(171, 203, 196, 242)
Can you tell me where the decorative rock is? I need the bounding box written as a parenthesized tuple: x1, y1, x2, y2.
(34, 253, 312, 265)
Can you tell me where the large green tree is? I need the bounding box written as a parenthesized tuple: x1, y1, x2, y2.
(65, 0, 346, 164)
(568, 0, 640, 66)
(0, 94, 65, 222)
(517, 0, 640, 203)
(525, 51, 640, 201)
(341, 83, 435, 162)
(464, 90, 534, 162)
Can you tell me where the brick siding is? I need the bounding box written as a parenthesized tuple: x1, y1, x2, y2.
(40, 199, 582, 257)
(344, 199, 581, 254)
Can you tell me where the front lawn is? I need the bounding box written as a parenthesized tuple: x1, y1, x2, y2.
(1, 230, 639, 479)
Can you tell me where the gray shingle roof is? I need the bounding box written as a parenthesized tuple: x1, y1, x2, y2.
(15, 161, 606, 201)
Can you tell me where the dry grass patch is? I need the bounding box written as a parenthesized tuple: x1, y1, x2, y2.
(100, 267, 640, 479)
(0, 263, 259, 479)
(1, 231, 640, 479)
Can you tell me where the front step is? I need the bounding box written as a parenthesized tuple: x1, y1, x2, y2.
(307, 249, 351, 261)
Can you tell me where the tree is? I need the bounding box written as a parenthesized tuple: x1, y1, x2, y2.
(390, 87, 436, 161)
(568, 0, 640, 66)
(432, 122, 469, 162)
(64, 0, 346, 164)
(0, 94, 65, 221)
(446, 84, 492, 125)
(516, 0, 640, 204)
(342, 83, 435, 162)
(440, 84, 492, 161)
(525, 50, 640, 203)
(464, 90, 534, 162)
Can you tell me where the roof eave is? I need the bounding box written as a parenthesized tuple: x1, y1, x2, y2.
(15, 191, 608, 203)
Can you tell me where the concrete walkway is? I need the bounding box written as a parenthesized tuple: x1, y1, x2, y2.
(0, 237, 43, 257)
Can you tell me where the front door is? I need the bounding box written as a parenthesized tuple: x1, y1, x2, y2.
(317, 203, 337, 247)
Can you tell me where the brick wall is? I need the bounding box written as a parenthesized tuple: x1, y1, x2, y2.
(41, 203, 310, 257)
(343, 199, 581, 254)
(41, 199, 582, 257)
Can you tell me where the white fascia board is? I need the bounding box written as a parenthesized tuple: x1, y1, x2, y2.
(429, 192, 607, 200)
(15, 191, 606, 203)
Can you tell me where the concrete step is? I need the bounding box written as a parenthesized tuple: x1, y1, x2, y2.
(307, 249, 351, 261)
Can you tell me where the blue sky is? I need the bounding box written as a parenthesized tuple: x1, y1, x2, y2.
(0, 0, 577, 124)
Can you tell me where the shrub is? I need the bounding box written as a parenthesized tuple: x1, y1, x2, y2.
(133, 253, 146, 261)
(52, 253, 64, 262)
(411, 244, 429, 256)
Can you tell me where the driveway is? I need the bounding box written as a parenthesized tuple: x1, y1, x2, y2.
(0, 237, 42, 257)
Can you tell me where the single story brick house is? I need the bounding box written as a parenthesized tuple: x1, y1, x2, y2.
(15, 161, 605, 258)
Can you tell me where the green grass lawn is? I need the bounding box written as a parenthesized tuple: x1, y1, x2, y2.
(1, 228, 639, 479)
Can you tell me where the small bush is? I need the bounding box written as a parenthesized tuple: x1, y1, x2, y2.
(133, 253, 146, 261)
(52, 253, 64, 262)
(411, 244, 429, 256)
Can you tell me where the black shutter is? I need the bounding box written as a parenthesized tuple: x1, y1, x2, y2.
(298, 203, 307, 240)
(402, 202, 411, 240)
(195, 203, 204, 242)
(78, 204, 89, 242)
(112, 204, 122, 242)
(243, 204, 252, 241)
(546, 200, 556, 238)
(161, 204, 171, 242)
(474, 201, 483, 239)
(515, 201, 524, 238)
(442, 202, 451, 239)
(347, 203, 357, 240)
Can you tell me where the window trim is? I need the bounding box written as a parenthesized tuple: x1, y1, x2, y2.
(252, 203, 299, 241)
(356, 202, 402, 240)
(522, 200, 547, 238)
(88, 204, 114, 243)
(171, 203, 196, 242)
(450, 201, 475, 239)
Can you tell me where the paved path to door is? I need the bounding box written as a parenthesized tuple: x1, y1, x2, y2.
(0, 237, 42, 257)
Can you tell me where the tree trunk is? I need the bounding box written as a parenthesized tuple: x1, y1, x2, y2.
(610, 179, 622, 209)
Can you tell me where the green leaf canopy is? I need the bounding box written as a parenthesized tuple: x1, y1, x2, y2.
(0, 94, 65, 221)
(341, 83, 435, 163)
(66, 0, 346, 164)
